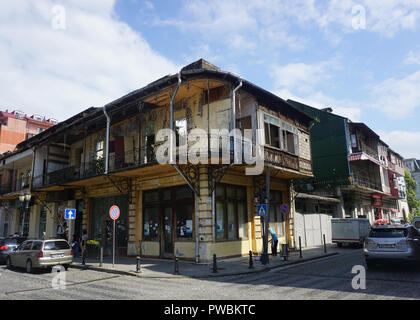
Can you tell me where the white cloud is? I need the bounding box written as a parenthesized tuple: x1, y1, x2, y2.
(152, 0, 420, 55)
(271, 59, 339, 93)
(370, 70, 420, 119)
(376, 130, 420, 159)
(404, 50, 420, 65)
(0, 0, 178, 121)
(271, 58, 362, 121)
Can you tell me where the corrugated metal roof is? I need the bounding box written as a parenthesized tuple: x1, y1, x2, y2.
(295, 193, 341, 203)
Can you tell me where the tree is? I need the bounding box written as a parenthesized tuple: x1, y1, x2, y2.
(405, 168, 419, 221)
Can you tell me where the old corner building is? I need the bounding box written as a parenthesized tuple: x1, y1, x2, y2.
(0, 59, 314, 262)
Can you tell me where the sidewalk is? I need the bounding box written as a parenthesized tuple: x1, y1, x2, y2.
(69, 244, 340, 279)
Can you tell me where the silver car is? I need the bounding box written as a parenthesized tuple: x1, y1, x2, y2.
(364, 225, 420, 268)
(6, 239, 73, 273)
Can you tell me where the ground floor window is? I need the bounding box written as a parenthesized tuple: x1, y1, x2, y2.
(91, 195, 128, 254)
(215, 184, 248, 241)
(268, 190, 285, 237)
(143, 185, 194, 242)
(39, 206, 47, 239)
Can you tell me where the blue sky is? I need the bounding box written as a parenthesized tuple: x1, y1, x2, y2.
(1, 0, 419, 158)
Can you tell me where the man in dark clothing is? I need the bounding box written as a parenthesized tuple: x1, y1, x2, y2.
(268, 227, 278, 256)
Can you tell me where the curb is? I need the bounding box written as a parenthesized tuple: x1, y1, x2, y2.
(68, 252, 339, 279)
(192, 252, 339, 279)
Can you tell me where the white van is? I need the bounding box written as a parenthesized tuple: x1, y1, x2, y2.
(331, 218, 371, 247)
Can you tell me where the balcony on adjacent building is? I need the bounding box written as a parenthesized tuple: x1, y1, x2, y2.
(350, 173, 382, 192)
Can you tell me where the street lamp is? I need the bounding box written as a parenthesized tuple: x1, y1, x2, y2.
(19, 193, 31, 237)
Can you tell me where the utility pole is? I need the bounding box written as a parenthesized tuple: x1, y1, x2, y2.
(261, 167, 270, 265)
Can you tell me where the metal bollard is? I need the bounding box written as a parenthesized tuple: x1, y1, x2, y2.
(82, 248, 86, 266)
(299, 236, 303, 259)
(212, 254, 218, 273)
(249, 251, 254, 269)
(282, 244, 288, 261)
(99, 246, 103, 267)
(323, 234, 327, 253)
(136, 256, 141, 273)
(173, 256, 179, 275)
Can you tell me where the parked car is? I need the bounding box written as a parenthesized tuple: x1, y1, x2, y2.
(331, 218, 371, 247)
(364, 225, 420, 268)
(413, 216, 420, 230)
(6, 239, 73, 273)
(0, 237, 24, 264)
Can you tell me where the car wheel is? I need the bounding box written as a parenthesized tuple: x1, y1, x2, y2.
(62, 264, 69, 271)
(6, 256, 13, 269)
(26, 260, 33, 274)
(337, 243, 342, 248)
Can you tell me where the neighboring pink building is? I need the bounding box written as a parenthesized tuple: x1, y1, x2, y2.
(0, 110, 58, 154)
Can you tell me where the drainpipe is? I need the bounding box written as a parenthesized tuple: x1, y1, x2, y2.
(169, 72, 181, 164)
(29, 147, 36, 191)
(212, 176, 215, 243)
(103, 106, 111, 174)
(231, 80, 243, 163)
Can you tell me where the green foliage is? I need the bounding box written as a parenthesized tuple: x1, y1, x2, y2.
(405, 168, 419, 219)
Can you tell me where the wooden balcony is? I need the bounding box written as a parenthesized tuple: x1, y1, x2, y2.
(264, 146, 311, 174)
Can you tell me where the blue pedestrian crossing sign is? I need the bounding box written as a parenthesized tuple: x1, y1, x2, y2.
(257, 204, 267, 217)
(65, 209, 76, 220)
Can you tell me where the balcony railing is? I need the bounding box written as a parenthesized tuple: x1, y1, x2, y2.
(350, 173, 382, 192)
(32, 146, 157, 188)
(387, 161, 405, 176)
(0, 175, 31, 195)
(31, 141, 312, 189)
(264, 146, 300, 171)
(352, 142, 379, 161)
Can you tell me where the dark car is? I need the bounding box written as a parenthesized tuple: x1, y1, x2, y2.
(0, 237, 24, 264)
(364, 225, 420, 268)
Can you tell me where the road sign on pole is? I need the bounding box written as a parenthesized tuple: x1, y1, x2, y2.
(280, 203, 289, 214)
(65, 209, 76, 220)
(109, 205, 120, 220)
(109, 205, 120, 269)
(257, 204, 267, 217)
(65, 209, 76, 243)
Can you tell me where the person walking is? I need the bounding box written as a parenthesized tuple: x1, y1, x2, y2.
(268, 227, 278, 256)
(71, 234, 80, 257)
(81, 230, 88, 264)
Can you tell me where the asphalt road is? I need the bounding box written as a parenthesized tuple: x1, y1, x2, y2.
(1, 247, 420, 300)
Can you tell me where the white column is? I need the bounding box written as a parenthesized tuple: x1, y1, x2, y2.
(46, 202, 58, 238)
(28, 205, 40, 239)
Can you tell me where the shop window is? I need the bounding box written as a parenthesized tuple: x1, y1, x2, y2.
(215, 184, 248, 241)
(144, 190, 159, 203)
(143, 186, 194, 242)
(143, 207, 159, 241)
(176, 204, 193, 239)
